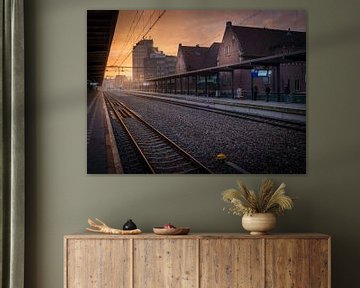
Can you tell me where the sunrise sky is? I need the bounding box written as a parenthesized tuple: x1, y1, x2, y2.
(105, 10, 306, 79)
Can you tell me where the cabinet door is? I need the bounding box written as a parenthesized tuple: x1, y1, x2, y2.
(200, 239, 264, 288)
(66, 239, 131, 288)
(309, 239, 330, 288)
(133, 239, 198, 288)
(265, 239, 319, 288)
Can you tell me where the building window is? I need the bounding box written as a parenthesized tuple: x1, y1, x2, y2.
(295, 79, 300, 91)
(225, 45, 231, 56)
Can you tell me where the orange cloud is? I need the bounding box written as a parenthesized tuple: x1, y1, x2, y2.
(105, 10, 306, 79)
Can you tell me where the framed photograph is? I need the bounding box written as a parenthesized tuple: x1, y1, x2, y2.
(87, 10, 306, 174)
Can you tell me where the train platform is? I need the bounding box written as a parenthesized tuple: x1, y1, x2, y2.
(87, 90, 122, 174)
(122, 90, 306, 124)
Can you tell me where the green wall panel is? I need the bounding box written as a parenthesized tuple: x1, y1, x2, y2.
(24, 0, 360, 287)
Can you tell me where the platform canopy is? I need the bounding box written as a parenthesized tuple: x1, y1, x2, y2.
(146, 50, 306, 81)
(87, 10, 118, 86)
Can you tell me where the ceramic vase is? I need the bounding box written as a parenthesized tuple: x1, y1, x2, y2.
(242, 213, 276, 235)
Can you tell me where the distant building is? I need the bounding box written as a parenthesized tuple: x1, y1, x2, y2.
(115, 74, 128, 89)
(102, 78, 116, 90)
(144, 51, 176, 79)
(132, 39, 177, 88)
(218, 21, 306, 95)
(132, 39, 154, 86)
(176, 43, 221, 73)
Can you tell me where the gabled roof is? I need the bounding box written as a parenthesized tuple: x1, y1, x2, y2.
(178, 42, 221, 71)
(206, 43, 221, 67)
(228, 23, 305, 58)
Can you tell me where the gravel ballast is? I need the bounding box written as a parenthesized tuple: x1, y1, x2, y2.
(111, 91, 306, 174)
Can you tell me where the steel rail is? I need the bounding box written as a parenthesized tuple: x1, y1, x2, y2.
(108, 94, 213, 174)
(105, 93, 212, 174)
(104, 93, 155, 174)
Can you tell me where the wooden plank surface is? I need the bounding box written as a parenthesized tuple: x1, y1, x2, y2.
(133, 239, 197, 288)
(66, 239, 131, 288)
(265, 239, 310, 288)
(65, 232, 330, 240)
(200, 239, 264, 288)
(310, 239, 330, 288)
(64, 234, 330, 288)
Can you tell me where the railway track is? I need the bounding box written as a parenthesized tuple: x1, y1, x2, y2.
(121, 90, 306, 132)
(104, 92, 212, 174)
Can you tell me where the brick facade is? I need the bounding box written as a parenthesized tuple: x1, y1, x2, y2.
(218, 22, 306, 96)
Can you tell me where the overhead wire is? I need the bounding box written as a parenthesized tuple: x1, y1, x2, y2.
(109, 10, 262, 74)
(198, 32, 223, 46)
(198, 11, 263, 47)
(113, 10, 157, 68)
(110, 11, 139, 66)
(111, 10, 145, 66)
(238, 10, 262, 26)
(118, 10, 166, 67)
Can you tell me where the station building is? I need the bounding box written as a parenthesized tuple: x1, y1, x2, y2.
(176, 43, 221, 73)
(217, 21, 306, 97)
(175, 43, 221, 96)
(169, 22, 305, 98)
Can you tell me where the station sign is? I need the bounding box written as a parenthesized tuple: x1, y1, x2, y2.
(251, 69, 272, 78)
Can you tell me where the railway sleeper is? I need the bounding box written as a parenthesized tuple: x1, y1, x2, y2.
(141, 144, 174, 150)
(150, 160, 193, 167)
(146, 152, 183, 160)
(118, 108, 133, 118)
(149, 157, 190, 165)
(136, 140, 169, 146)
(140, 145, 171, 152)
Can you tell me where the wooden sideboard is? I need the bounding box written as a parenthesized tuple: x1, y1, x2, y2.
(64, 233, 330, 288)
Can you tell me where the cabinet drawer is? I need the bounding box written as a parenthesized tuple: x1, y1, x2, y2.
(265, 239, 330, 288)
(134, 239, 198, 288)
(200, 239, 263, 288)
(65, 239, 131, 288)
